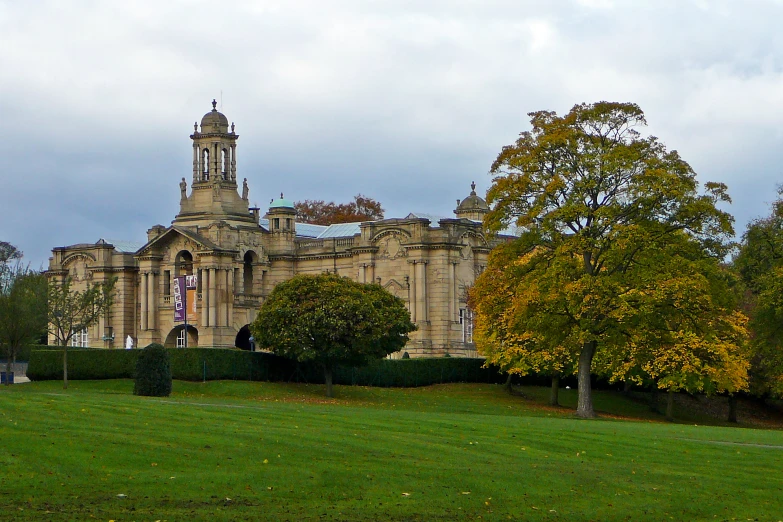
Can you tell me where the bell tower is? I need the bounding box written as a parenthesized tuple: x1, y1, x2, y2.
(174, 100, 254, 227)
(191, 99, 238, 184)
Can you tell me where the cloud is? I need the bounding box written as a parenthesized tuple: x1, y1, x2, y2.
(1, 0, 781, 266)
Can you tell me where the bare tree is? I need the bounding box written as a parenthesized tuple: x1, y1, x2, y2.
(47, 276, 116, 389)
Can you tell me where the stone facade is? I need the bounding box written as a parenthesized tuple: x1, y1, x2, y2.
(47, 102, 509, 357)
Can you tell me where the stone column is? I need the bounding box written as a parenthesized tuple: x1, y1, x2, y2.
(209, 268, 217, 327)
(147, 271, 156, 331)
(416, 261, 428, 322)
(226, 268, 233, 326)
(448, 261, 456, 324)
(408, 261, 417, 323)
(193, 143, 199, 183)
(201, 268, 209, 327)
(360, 264, 367, 284)
(140, 273, 148, 331)
(231, 144, 237, 181)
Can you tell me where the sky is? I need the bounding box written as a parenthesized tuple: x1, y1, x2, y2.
(1, 0, 782, 269)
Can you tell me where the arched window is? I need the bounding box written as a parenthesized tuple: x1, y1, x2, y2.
(174, 251, 194, 277)
(201, 149, 210, 181)
(243, 251, 256, 295)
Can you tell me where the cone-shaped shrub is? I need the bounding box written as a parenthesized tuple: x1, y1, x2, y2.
(134, 343, 172, 397)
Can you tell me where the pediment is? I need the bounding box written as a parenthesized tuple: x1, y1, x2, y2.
(383, 278, 408, 300)
(136, 226, 221, 258)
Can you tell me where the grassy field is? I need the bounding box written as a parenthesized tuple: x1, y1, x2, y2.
(1, 380, 782, 521)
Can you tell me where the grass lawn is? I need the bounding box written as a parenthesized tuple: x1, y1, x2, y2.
(1, 380, 782, 521)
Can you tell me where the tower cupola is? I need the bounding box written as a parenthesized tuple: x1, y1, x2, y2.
(454, 181, 489, 221)
(190, 99, 238, 184)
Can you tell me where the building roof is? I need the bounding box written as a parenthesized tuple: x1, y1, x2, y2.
(406, 212, 448, 226)
(317, 222, 363, 238)
(258, 219, 328, 239)
(297, 223, 328, 238)
(99, 238, 145, 253)
(269, 193, 294, 209)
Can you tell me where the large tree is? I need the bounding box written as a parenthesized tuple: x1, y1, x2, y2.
(0, 263, 47, 384)
(470, 240, 577, 407)
(47, 276, 116, 389)
(481, 101, 736, 418)
(294, 194, 384, 225)
(734, 188, 783, 397)
(251, 273, 415, 397)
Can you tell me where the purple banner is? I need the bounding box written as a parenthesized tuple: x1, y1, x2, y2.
(173, 276, 186, 322)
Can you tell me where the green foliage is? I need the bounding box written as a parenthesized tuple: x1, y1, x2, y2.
(27, 348, 505, 387)
(0, 269, 47, 375)
(133, 344, 172, 397)
(734, 189, 783, 397)
(251, 273, 416, 396)
(28, 348, 135, 380)
(478, 101, 738, 418)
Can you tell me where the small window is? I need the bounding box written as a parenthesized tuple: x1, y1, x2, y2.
(71, 328, 89, 347)
(459, 308, 473, 344)
(177, 328, 186, 348)
(163, 270, 171, 296)
(274, 218, 280, 230)
(286, 218, 291, 229)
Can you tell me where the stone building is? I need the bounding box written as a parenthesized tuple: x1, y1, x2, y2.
(47, 102, 509, 357)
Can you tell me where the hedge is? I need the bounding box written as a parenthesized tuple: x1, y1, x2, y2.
(26, 347, 507, 387)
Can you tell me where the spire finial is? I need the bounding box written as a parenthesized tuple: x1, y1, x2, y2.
(280, 192, 284, 199)
(470, 181, 476, 195)
(212, 99, 217, 110)
(194, 121, 198, 131)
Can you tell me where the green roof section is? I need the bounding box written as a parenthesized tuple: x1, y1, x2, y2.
(269, 193, 294, 209)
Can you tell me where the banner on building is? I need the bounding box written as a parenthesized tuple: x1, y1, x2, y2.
(174, 275, 198, 323)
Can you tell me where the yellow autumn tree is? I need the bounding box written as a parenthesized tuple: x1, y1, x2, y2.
(598, 235, 750, 420)
(480, 101, 738, 418)
(471, 239, 580, 407)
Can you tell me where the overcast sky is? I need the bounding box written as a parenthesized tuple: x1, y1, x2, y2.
(1, 0, 781, 268)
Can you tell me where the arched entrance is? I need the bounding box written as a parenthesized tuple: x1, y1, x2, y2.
(235, 324, 253, 351)
(243, 251, 258, 295)
(174, 250, 194, 276)
(164, 325, 198, 348)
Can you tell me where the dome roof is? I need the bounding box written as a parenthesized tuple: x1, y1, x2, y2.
(269, 193, 294, 210)
(200, 99, 229, 132)
(457, 182, 489, 211)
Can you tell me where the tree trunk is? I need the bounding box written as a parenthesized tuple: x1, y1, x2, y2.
(623, 381, 631, 395)
(504, 373, 513, 394)
(727, 395, 738, 423)
(63, 345, 69, 390)
(549, 375, 560, 406)
(323, 366, 333, 398)
(649, 384, 659, 413)
(576, 341, 596, 418)
(4, 355, 11, 386)
(666, 389, 675, 422)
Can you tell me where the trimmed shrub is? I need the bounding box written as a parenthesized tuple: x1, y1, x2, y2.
(27, 348, 137, 380)
(134, 344, 172, 397)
